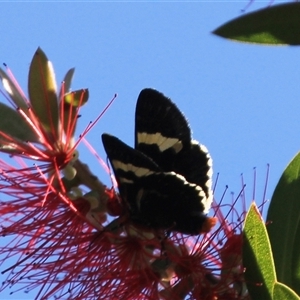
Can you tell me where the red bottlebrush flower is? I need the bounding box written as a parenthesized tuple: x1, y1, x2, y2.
(0, 45, 117, 231)
(0, 162, 119, 299)
(0, 49, 268, 299)
(0, 144, 266, 299)
(0, 47, 91, 183)
(0, 193, 95, 296)
(0, 48, 118, 298)
(0, 136, 263, 299)
(0, 158, 257, 298)
(14, 189, 253, 300)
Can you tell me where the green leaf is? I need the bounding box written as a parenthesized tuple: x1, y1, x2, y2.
(267, 152, 300, 295)
(243, 203, 276, 300)
(291, 222, 300, 295)
(0, 68, 28, 112)
(61, 89, 88, 137)
(0, 102, 39, 142)
(64, 89, 89, 107)
(273, 282, 300, 300)
(28, 47, 59, 142)
(59, 68, 75, 99)
(213, 3, 300, 45)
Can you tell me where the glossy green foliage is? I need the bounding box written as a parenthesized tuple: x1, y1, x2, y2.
(213, 3, 300, 45)
(267, 152, 300, 295)
(0, 103, 39, 145)
(273, 282, 300, 300)
(28, 47, 59, 142)
(243, 203, 276, 299)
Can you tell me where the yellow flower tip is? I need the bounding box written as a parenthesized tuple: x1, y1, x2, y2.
(70, 149, 79, 163)
(67, 187, 83, 200)
(62, 164, 77, 180)
(83, 190, 108, 213)
(85, 195, 102, 211)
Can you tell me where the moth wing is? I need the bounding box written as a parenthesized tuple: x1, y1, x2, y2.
(135, 88, 213, 203)
(135, 88, 191, 159)
(101, 133, 161, 208)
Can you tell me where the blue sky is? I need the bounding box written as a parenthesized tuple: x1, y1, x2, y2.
(0, 1, 298, 299)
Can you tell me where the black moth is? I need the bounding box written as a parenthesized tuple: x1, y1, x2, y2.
(102, 88, 214, 235)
